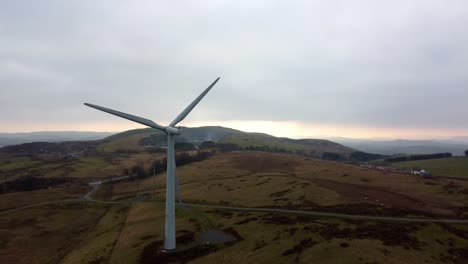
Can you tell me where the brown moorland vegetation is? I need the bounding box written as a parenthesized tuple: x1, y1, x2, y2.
(111, 151, 468, 218)
(1, 151, 468, 263)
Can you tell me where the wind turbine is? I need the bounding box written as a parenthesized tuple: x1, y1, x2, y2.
(84, 77, 220, 251)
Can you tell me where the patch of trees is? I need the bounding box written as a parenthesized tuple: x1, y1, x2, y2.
(200, 141, 242, 152)
(384, 152, 452, 163)
(350, 151, 387, 162)
(200, 141, 292, 154)
(0, 141, 99, 155)
(125, 150, 216, 180)
(200, 141, 217, 149)
(128, 162, 147, 178)
(244, 145, 289, 153)
(199, 141, 389, 163)
(0, 176, 70, 194)
(465, 150, 468, 157)
(294, 149, 306, 156)
(114, 149, 140, 154)
(218, 143, 242, 152)
(139, 134, 199, 151)
(321, 152, 345, 161)
(145, 147, 166, 153)
(137, 134, 167, 147)
(175, 142, 196, 151)
(199, 141, 386, 162)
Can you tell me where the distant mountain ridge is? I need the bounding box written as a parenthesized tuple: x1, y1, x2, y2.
(0, 131, 115, 147)
(332, 137, 468, 156)
(3, 128, 466, 157)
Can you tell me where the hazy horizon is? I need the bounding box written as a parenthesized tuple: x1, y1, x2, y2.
(1, 123, 467, 142)
(1, 1, 468, 139)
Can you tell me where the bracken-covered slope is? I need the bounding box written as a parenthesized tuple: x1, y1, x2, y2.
(3, 151, 466, 264)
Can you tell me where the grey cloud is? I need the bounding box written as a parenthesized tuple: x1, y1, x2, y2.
(1, 0, 468, 132)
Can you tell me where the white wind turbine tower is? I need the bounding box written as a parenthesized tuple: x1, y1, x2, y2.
(84, 77, 220, 251)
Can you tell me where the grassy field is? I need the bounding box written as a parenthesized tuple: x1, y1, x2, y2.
(0, 153, 162, 181)
(392, 157, 468, 179)
(189, 207, 468, 264)
(1, 201, 468, 264)
(0, 186, 86, 211)
(110, 152, 468, 218)
(0, 156, 41, 171)
(0, 203, 109, 264)
(61, 205, 131, 264)
(1, 151, 468, 263)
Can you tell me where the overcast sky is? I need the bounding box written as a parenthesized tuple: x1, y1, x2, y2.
(1, 1, 468, 139)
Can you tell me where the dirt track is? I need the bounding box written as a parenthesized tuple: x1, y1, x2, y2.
(2, 186, 468, 224)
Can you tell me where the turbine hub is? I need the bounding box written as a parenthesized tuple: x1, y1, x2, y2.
(165, 126, 181, 135)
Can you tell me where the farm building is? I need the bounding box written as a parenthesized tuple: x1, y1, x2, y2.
(411, 169, 432, 177)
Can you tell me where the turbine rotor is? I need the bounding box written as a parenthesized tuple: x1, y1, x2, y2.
(84, 77, 220, 251)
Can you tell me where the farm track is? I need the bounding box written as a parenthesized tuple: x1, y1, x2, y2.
(1, 181, 468, 224)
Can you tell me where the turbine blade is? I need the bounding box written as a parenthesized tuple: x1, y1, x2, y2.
(169, 77, 220, 127)
(84, 103, 166, 131)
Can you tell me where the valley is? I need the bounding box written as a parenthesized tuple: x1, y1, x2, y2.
(1, 128, 468, 263)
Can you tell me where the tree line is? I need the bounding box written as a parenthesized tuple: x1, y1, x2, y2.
(0, 176, 71, 194)
(383, 152, 453, 163)
(124, 150, 216, 179)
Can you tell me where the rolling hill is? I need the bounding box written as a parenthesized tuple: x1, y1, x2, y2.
(0, 126, 385, 182)
(1, 126, 373, 161)
(0, 131, 114, 147)
(98, 126, 368, 160)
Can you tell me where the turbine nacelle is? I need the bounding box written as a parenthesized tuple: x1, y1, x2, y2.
(165, 126, 181, 135)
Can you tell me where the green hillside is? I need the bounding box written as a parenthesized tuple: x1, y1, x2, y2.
(0, 126, 381, 165)
(99, 127, 358, 159)
(99, 126, 243, 153)
(219, 133, 355, 157)
(99, 128, 160, 152)
(392, 157, 468, 178)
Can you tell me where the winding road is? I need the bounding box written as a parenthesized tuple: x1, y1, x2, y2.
(1, 178, 468, 224)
